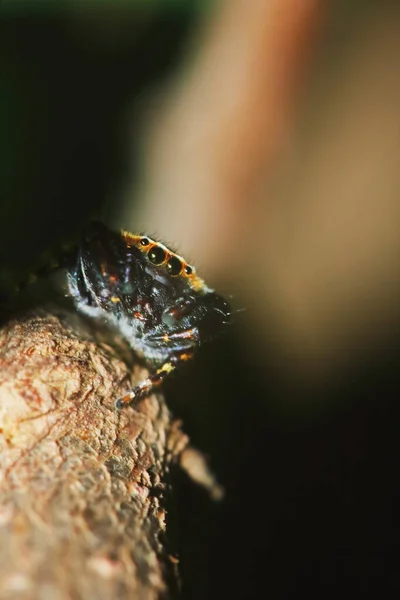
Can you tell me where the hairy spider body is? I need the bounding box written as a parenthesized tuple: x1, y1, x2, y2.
(67, 222, 230, 408)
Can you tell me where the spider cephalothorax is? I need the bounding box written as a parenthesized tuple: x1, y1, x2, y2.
(67, 222, 231, 407)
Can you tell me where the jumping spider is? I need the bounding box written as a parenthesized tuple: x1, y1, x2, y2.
(66, 222, 231, 408)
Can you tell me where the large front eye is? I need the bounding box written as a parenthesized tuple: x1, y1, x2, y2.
(166, 256, 182, 276)
(148, 245, 166, 265)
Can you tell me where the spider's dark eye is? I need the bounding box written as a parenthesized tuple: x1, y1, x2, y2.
(166, 256, 182, 276)
(140, 237, 150, 246)
(148, 245, 166, 265)
(185, 265, 193, 275)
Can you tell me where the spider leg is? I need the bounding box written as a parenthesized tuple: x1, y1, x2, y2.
(146, 327, 200, 349)
(115, 351, 194, 409)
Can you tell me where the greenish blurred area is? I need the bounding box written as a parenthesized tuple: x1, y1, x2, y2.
(0, 0, 209, 288)
(0, 0, 211, 14)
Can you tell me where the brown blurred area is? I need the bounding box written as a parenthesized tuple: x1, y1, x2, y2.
(121, 0, 400, 389)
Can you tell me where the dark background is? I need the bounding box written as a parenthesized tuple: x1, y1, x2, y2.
(1, 3, 399, 599)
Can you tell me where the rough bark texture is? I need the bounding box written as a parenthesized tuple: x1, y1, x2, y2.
(0, 307, 191, 600)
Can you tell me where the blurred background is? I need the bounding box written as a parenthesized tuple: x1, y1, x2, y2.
(1, 0, 400, 598)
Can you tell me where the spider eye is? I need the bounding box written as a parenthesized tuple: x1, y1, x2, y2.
(166, 256, 182, 276)
(140, 237, 150, 246)
(148, 245, 166, 265)
(185, 265, 193, 275)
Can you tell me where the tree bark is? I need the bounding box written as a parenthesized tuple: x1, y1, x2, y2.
(0, 306, 194, 600)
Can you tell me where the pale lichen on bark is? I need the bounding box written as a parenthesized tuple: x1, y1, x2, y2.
(0, 307, 191, 599)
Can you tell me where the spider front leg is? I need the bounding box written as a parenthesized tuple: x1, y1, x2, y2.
(115, 349, 194, 409)
(115, 291, 230, 410)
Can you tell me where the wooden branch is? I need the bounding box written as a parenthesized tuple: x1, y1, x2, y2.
(0, 307, 196, 599)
